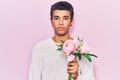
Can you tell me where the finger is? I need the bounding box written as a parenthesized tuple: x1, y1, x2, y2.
(68, 66, 79, 73)
(67, 69, 77, 74)
(67, 66, 78, 72)
(69, 62, 79, 66)
(67, 66, 74, 70)
(68, 60, 77, 65)
(68, 63, 74, 67)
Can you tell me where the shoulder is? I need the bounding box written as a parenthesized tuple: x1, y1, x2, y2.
(33, 38, 51, 49)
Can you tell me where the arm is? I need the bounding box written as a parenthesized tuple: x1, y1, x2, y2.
(28, 45, 42, 80)
(67, 57, 95, 80)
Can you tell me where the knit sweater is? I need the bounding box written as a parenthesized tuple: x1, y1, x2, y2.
(28, 38, 95, 80)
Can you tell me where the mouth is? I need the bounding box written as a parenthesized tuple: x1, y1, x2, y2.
(57, 27, 65, 31)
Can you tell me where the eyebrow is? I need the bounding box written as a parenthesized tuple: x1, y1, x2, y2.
(64, 16, 70, 18)
(53, 16, 70, 18)
(53, 16, 59, 17)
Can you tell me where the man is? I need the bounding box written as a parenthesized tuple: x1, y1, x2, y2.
(28, 1, 95, 80)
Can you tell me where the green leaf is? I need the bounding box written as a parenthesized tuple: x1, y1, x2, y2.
(78, 54, 82, 60)
(57, 45, 62, 51)
(57, 47, 62, 51)
(61, 40, 65, 43)
(85, 53, 97, 58)
(71, 52, 77, 55)
(82, 53, 92, 62)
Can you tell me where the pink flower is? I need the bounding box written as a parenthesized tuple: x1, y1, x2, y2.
(67, 54, 75, 61)
(80, 42, 90, 53)
(62, 40, 78, 55)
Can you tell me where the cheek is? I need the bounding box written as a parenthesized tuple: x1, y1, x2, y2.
(52, 21, 58, 26)
(51, 22, 56, 28)
(64, 23, 71, 29)
(52, 23, 58, 31)
(64, 21, 72, 26)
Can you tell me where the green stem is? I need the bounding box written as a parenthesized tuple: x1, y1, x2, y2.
(68, 73, 72, 80)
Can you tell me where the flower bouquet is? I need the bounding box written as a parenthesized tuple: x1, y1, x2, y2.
(57, 37, 97, 80)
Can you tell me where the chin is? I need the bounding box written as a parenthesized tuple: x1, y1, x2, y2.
(57, 34, 65, 36)
(56, 32, 67, 36)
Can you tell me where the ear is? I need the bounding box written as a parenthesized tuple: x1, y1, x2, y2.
(70, 18, 74, 26)
(51, 19, 53, 26)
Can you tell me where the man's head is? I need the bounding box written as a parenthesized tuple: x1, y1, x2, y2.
(50, 1, 74, 36)
(50, 1, 74, 21)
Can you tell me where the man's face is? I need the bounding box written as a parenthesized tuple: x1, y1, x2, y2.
(51, 10, 73, 36)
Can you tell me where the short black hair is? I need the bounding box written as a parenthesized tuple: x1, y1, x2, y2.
(50, 1, 74, 20)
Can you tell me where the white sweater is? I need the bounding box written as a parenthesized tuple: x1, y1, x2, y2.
(28, 38, 95, 80)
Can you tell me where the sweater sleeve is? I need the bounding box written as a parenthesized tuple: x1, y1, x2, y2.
(76, 57, 95, 80)
(28, 45, 42, 80)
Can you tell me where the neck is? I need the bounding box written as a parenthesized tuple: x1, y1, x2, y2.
(52, 34, 73, 44)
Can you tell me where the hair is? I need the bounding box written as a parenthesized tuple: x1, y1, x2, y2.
(50, 1, 74, 20)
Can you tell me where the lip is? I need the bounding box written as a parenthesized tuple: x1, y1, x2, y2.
(57, 27, 64, 31)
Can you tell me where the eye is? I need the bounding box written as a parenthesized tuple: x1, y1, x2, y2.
(64, 17, 69, 20)
(53, 17, 59, 20)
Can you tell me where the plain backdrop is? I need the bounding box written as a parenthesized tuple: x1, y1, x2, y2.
(0, 0, 120, 80)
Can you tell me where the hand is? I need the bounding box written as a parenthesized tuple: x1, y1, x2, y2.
(67, 58, 79, 79)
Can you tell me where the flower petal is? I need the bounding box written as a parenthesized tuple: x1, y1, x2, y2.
(67, 54, 75, 61)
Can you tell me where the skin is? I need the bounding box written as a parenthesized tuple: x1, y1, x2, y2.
(51, 10, 79, 79)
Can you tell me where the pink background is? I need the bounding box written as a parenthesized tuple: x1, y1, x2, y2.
(0, 0, 120, 80)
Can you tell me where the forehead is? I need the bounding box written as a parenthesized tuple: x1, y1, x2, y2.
(52, 10, 71, 17)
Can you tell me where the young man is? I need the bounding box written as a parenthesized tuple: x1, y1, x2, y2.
(28, 1, 95, 80)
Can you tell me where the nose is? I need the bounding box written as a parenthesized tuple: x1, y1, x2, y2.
(59, 19, 63, 25)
